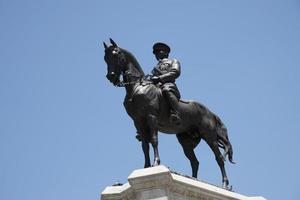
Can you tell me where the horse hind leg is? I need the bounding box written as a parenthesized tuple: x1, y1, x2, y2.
(176, 133, 200, 178)
(147, 114, 160, 166)
(207, 139, 230, 189)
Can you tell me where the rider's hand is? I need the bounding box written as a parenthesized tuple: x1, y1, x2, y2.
(151, 76, 161, 84)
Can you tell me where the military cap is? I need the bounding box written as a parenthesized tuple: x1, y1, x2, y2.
(153, 42, 171, 54)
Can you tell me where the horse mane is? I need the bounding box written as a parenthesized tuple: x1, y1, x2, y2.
(121, 48, 145, 77)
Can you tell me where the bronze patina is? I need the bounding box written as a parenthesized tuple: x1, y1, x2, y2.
(103, 38, 235, 189)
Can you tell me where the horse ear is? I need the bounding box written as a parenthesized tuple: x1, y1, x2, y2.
(103, 42, 108, 49)
(110, 38, 118, 47)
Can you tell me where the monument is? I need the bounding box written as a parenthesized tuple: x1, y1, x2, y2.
(102, 39, 266, 199)
(103, 39, 234, 189)
(101, 165, 266, 200)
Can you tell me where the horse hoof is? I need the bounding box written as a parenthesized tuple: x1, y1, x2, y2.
(144, 163, 151, 168)
(152, 159, 160, 167)
(222, 183, 232, 191)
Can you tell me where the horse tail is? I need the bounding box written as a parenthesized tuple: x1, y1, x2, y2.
(215, 116, 235, 164)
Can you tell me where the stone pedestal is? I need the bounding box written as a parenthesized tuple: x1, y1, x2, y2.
(101, 165, 266, 200)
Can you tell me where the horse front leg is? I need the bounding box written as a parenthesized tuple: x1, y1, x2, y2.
(134, 120, 151, 168)
(142, 141, 151, 168)
(147, 114, 160, 166)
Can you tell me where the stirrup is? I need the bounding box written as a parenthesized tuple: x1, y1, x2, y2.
(170, 113, 179, 120)
(170, 113, 181, 125)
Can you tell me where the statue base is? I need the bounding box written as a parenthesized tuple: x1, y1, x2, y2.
(101, 165, 266, 200)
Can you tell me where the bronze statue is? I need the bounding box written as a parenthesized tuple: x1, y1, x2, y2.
(103, 38, 235, 189)
(151, 42, 181, 124)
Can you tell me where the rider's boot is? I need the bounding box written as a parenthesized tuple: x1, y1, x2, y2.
(164, 91, 181, 124)
(170, 110, 180, 122)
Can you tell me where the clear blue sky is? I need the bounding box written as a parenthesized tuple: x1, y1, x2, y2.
(1, 1, 300, 200)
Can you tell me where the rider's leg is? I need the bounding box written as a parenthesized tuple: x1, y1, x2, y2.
(162, 89, 180, 121)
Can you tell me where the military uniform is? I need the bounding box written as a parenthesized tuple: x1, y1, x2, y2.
(151, 42, 182, 122)
(152, 58, 181, 99)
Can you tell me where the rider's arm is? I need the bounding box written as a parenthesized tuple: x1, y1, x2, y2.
(151, 67, 161, 76)
(158, 59, 181, 83)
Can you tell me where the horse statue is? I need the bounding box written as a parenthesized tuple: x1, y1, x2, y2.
(103, 38, 235, 189)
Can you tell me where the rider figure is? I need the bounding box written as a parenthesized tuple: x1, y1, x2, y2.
(150, 42, 181, 123)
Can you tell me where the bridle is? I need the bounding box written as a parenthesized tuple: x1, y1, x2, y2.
(111, 50, 152, 87)
(116, 72, 152, 87)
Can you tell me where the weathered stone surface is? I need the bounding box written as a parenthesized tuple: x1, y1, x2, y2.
(101, 166, 266, 200)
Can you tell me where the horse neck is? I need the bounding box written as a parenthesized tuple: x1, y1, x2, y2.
(121, 49, 145, 94)
(121, 48, 145, 77)
(123, 62, 144, 95)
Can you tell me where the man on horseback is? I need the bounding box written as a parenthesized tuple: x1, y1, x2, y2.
(104, 39, 235, 188)
(150, 42, 181, 123)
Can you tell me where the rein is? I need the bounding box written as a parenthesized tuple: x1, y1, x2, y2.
(116, 73, 152, 87)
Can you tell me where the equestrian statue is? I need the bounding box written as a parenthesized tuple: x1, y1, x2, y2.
(103, 38, 235, 189)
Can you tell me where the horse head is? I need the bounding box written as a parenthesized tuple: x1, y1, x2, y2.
(103, 38, 145, 86)
(103, 38, 127, 86)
